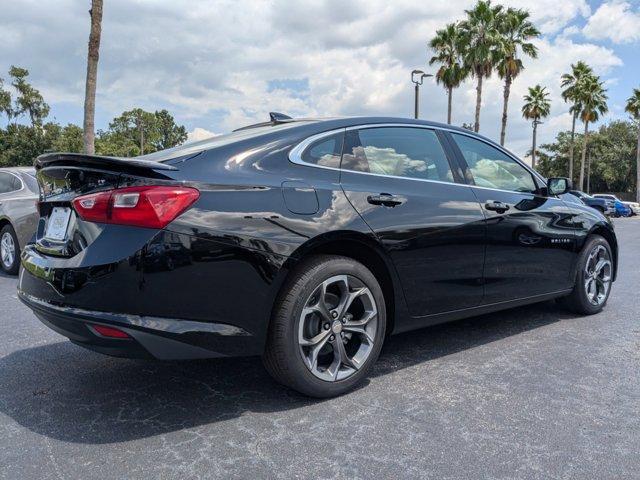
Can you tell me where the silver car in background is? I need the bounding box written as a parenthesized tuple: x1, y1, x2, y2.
(0, 168, 39, 274)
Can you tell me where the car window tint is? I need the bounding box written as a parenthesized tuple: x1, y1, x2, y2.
(0, 173, 16, 194)
(341, 127, 454, 182)
(451, 133, 536, 193)
(301, 133, 343, 168)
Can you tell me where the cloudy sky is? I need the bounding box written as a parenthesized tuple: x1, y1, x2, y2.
(1, 0, 639, 156)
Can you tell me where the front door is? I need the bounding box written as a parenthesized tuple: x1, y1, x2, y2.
(339, 126, 486, 317)
(448, 132, 577, 304)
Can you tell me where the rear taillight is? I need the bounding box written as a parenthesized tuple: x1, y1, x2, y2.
(72, 186, 199, 229)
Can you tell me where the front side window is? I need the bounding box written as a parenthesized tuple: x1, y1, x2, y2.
(451, 133, 536, 194)
(301, 133, 343, 168)
(341, 127, 454, 183)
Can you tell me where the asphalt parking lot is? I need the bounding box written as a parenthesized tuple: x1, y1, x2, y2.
(1, 219, 639, 480)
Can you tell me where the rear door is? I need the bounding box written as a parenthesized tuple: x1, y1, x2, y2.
(448, 132, 577, 303)
(339, 125, 486, 317)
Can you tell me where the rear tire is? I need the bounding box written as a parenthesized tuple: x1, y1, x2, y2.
(559, 235, 613, 315)
(263, 255, 386, 398)
(0, 224, 20, 275)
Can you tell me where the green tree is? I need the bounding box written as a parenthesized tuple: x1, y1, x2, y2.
(0, 123, 60, 167)
(625, 88, 640, 202)
(495, 7, 540, 146)
(538, 121, 637, 194)
(521, 85, 551, 169)
(561, 61, 593, 183)
(153, 109, 187, 150)
(576, 75, 608, 191)
(460, 0, 503, 133)
(0, 78, 11, 126)
(429, 23, 468, 125)
(105, 108, 158, 156)
(9, 66, 49, 126)
(96, 108, 187, 157)
(53, 124, 84, 153)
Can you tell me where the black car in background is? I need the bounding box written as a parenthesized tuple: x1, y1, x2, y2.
(568, 190, 612, 215)
(18, 116, 617, 397)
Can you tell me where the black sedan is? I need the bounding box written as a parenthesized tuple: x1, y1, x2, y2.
(18, 116, 617, 397)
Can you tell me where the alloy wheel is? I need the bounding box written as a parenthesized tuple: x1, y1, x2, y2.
(1, 232, 15, 269)
(584, 244, 612, 306)
(298, 274, 378, 382)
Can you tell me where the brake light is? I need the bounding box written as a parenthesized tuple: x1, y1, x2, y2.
(72, 186, 199, 229)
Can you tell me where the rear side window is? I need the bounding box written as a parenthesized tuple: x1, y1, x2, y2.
(11, 175, 22, 191)
(341, 127, 455, 182)
(23, 174, 39, 192)
(451, 133, 536, 194)
(301, 133, 343, 168)
(0, 173, 16, 194)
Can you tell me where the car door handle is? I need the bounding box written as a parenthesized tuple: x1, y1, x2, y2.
(485, 200, 510, 213)
(367, 193, 405, 207)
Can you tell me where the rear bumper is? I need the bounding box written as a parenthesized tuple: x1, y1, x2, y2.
(19, 291, 252, 360)
(18, 227, 289, 359)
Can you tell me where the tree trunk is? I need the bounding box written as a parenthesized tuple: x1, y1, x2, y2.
(140, 120, 144, 155)
(531, 120, 537, 169)
(568, 111, 577, 183)
(636, 126, 640, 203)
(579, 121, 589, 191)
(474, 72, 482, 133)
(586, 149, 591, 193)
(82, 0, 103, 155)
(500, 75, 511, 146)
(447, 86, 452, 125)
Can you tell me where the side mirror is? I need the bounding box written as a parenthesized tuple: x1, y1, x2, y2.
(547, 177, 571, 196)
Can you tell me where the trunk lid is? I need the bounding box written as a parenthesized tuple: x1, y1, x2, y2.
(34, 153, 177, 258)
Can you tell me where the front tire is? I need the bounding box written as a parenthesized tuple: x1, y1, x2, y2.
(0, 224, 20, 275)
(263, 255, 386, 398)
(560, 235, 613, 315)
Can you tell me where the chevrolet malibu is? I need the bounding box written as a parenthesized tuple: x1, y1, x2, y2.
(19, 115, 618, 397)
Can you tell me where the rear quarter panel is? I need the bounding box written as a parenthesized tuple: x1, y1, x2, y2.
(0, 191, 38, 249)
(144, 128, 381, 347)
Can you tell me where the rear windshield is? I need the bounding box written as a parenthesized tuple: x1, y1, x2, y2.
(139, 121, 315, 163)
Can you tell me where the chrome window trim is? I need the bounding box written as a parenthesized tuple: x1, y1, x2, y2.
(288, 127, 346, 173)
(288, 122, 547, 192)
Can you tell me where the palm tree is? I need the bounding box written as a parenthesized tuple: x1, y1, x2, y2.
(521, 85, 551, 169)
(83, 0, 103, 155)
(460, 0, 503, 133)
(561, 61, 593, 183)
(496, 8, 540, 146)
(577, 75, 608, 191)
(429, 23, 468, 125)
(625, 88, 640, 202)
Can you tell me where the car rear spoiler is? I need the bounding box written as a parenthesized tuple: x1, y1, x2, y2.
(35, 153, 178, 172)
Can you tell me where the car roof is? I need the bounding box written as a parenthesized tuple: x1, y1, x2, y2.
(0, 167, 36, 175)
(139, 116, 487, 163)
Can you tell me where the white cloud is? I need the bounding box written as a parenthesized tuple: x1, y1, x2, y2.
(186, 128, 219, 143)
(583, 1, 640, 44)
(0, 0, 623, 157)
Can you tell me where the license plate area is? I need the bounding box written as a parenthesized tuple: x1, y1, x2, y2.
(45, 207, 72, 241)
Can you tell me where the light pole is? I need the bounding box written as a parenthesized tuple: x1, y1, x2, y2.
(411, 70, 432, 119)
(531, 119, 543, 169)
